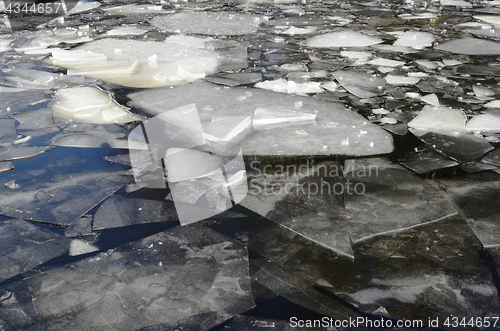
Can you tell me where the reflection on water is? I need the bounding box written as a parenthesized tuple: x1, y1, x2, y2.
(1, 0, 500, 329)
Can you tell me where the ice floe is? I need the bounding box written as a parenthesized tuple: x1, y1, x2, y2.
(255, 78, 323, 95)
(150, 12, 262, 36)
(393, 31, 435, 49)
(305, 30, 383, 48)
(51, 87, 138, 124)
(408, 105, 467, 133)
(435, 37, 500, 55)
(68, 239, 99, 256)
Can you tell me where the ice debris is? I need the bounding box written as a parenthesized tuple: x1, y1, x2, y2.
(69, 239, 99, 256)
(305, 30, 383, 48)
(151, 12, 261, 36)
(255, 79, 323, 95)
(435, 38, 500, 55)
(408, 105, 467, 133)
(49, 35, 231, 88)
(51, 87, 138, 124)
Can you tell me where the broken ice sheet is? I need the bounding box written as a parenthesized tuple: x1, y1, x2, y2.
(150, 12, 262, 36)
(103, 4, 169, 14)
(435, 37, 500, 55)
(305, 30, 383, 48)
(51, 125, 129, 149)
(0, 146, 54, 162)
(393, 31, 435, 50)
(0, 219, 71, 283)
(465, 112, 500, 133)
(105, 26, 148, 36)
(65, 214, 93, 237)
(0, 162, 14, 174)
(128, 82, 394, 157)
(50, 35, 234, 88)
(344, 158, 459, 242)
(50, 86, 139, 124)
(408, 105, 467, 133)
(0, 148, 129, 225)
(0, 224, 254, 330)
(68, 239, 99, 256)
(332, 70, 385, 99)
(205, 72, 262, 87)
(417, 132, 494, 163)
(399, 146, 459, 174)
(254, 79, 323, 95)
(241, 160, 353, 257)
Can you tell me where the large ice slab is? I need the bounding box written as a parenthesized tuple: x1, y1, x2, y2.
(435, 37, 500, 55)
(49, 36, 230, 88)
(150, 12, 261, 36)
(128, 82, 394, 157)
(344, 158, 459, 243)
(0, 219, 71, 283)
(0, 224, 254, 330)
(408, 105, 467, 133)
(305, 30, 383, 48)
(332, 70, 385, 98)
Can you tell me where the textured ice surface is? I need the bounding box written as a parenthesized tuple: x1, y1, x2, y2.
(103, 4, 168, 14)
(50, 36, 228, 88)
(0, 224, 254, 330)
(393, 31, 435, 49)
(332, 71, 385, 98)
(0, 162, 14, 173)
(105, 26, 148, 36)
(399, 147, 459, 174)
(68, 239, 99, 256)
(0, 219, 71, 283)
(128, 82, 394, 156)
(306, 30, 383, 47)
(466, 112, 500, 132)
(385, 74, 420, 85)
(51, 87, 138, 124)
(255, 79, 323, 95)
(435, 37, 500, 55)
(150, 12, 261, 36)
(408, 105, 467, 133)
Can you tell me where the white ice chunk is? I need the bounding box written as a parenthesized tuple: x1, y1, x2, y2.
(278, 26, 317, 35)
(393, 31, 435, 49)
(151, 12, 261, 36)
(105, 26, 149, 36)
(67, 0, 101, 14)
(255, 79, 323, 95)
(416, 60, 441, 69)
(203, 116, 252, 145)
(50, 36, 221, 88)
(385, 75, 420, 85)
(368, 58, 405, 67)
(305, 30, 383, 48)
(380, 117, 397, 124)
(372, 108, 390, 115)
(51, 87, 138, 124)
(421, 94, 440, 106)
(104, 4, 168, 14)
(398, 12, 436, 19)
(465, 113, 500, 132)
(441, 0, 472, 6)
(321, 81, 339, 92)
(475, 15, 500, 26)
(485, 100, 500, 108)
(164, 148, 223, 183)
(435, 37, 500, 55)
(69, 239, 99, 256)
(474, 85, 495, 99)
(408, 105, 467, 133)
(252, 107, 316, 131)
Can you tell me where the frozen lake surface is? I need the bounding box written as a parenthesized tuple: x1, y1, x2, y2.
(2, 0, 500, 329)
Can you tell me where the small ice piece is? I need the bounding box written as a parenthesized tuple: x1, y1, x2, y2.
(333, 71, 385, 98)
(255, 79, 323, 95)
(0, 146, 54, 162)
(151, 12, 261, 36)
(442, 59, 463, 66)
(252, 107, 316, 131)
(416, 60, 440, 69)
(340, 50, 371, 65)
(305, 30, 383, 48)
(393, 31, 435, 49)
(35, 190, 53, 201)
(385, 75, 420, 85)
(203, 116, 252, 145)
(484, 100, 500, 108)
(440, 0, 472, 7)
(368, 58, 405, 67)
(408, 105, 467, 133)
(279, 63, 307, 71)
(398, 12, 436, 19)
(164, 148, 224, 183)
(278, 26, 317, 35)
(474, 15, 500, 26)
(421, 94, 440, 106)
(52, 134, 101, 148)
(321, 81, 339, 92)
(103, 4, 167, 14)
(69, 239, 99, 256)
(0, 162, 14, 174)
(51, 87, 137, 124)
(473, 85, 495, 99)
(435, 37, 500, 55)
(465, 113, 500, 132)
(372, 108, 390, 115)
(5, 180, 18, 190)
(105, 26, 149, 36)
(380, 117, 397, 124)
